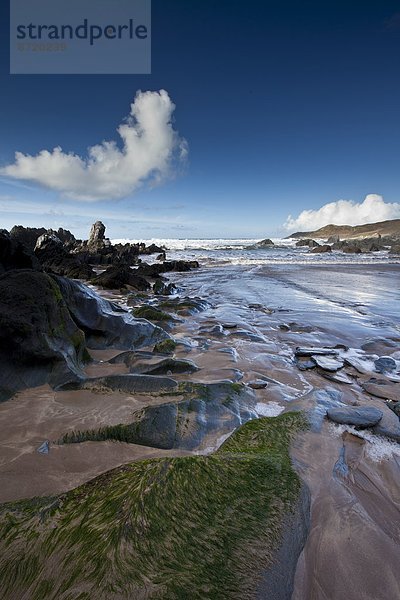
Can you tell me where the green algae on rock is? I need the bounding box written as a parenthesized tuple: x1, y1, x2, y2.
(0, 412, 308, 600)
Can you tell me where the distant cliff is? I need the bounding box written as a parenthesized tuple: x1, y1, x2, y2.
(287, 219, 400, 240)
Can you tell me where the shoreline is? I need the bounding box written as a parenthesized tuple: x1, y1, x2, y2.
(1, 225, 399, 599)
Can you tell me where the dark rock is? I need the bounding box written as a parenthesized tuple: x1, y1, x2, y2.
(88, 220, 106, 248)
(295, 357, 316, 371)
(109, 351, 199, 375)
(248, 379, 268, 389)
(326, 406, 383, 428)
(54, 275, 168, 350)
(156, 252, 166, 261)
(0, 270, 87, 401)
(9, 225, 47, 251)
(55, 228, 76, 245)
(296, 239, 319, 248)
(257, 238, 274, 247)
(59, 373, 178, 394)
(372, 404, 400, 442)
(310, 244, 332, 253)
(153, 280, 176, 295)
(75, 382, 257, 450)
(137, 260, 199, 277)
(34, 234, 94, 280)
(0, 230, 40, 272)
(156, 296, 210, 315)
(374, 356, 397, 374)
(295, 347, 340, 357)
(140, 243, 165, 255)
(92, 265, 150, 291)
(327, 235, 340, 244)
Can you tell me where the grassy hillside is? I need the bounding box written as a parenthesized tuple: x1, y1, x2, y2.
(0, 412, 307, 600)
(287, 218, 400, 240)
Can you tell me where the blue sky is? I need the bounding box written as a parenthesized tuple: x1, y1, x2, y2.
(1, 0, 400, 239)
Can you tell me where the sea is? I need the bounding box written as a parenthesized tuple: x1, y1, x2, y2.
(111, 237, 400, 266)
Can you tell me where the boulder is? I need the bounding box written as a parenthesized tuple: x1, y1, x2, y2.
(326, 406, 383, 428)
(0, 270, 87, 401)
(109, 351, 199, 375)
(34, 234, 94, 280)
(91, 265, 150, 290)
(9, 225, 47, 251)
(296, 239, 319, 248)
(60, 381, 257, 451)
(54, 275, 168, 350)
(257, 238, 274, 247)
(310, 244, 332, 253)
(0, 230, 40, 273)
(374, 356, 397, 374)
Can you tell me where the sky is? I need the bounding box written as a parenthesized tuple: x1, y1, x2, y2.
(0, 0, 400, 239)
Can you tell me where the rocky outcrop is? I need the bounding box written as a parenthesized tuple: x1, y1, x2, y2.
(88, 220, 106, 248)
(60, 381, 257, 450)
(34, 233, 94, 280)
(310, 244, 332, 253)
(0, 270, 87, 401)
(0, 230, 40, 273)
(109, 350, 199, 375)
(296, 239, 319, 248)
(9, 225, 47, 251)
(91, 265, 150, 291)
(54, 275, 168, 350)
(326, 406, 383, 428)
(137, 260, 199, 277)
(257, 238, 275, 247)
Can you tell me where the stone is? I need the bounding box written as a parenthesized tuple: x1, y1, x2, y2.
(257, 238, 274, 246)
(0, 270, 87, 401)
(310, 244, 332, 253)
(54, 275, 169, 350)
(326, 406, 383, 428)
(88, 220, 106, 247)
(311, 356, 344, 371)
(374, 356, 397, 374)
(92, 265, 150, 291)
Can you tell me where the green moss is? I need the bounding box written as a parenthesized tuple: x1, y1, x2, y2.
(153, 338, 177, 354)
(132, 306, 174, 322)
(47, 276, 63, 303)
(0, 413, 307, 600)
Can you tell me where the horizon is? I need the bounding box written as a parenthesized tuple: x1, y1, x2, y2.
(1, 1, 400, 238)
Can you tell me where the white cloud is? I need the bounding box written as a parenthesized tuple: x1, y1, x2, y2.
(284, 194, 400, 231)
(1, 90, 187, 201)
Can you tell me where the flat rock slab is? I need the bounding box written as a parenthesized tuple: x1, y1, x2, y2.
(59, 374, 178, 394)
(327, 406, 383, 429)
(362, 379, 399, 402)
(295, 347, 340, 357)
(311, 356, 344, 371)
(248, 379, 268, 389)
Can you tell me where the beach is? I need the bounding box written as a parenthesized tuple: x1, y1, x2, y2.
(1, 237, 399, 599)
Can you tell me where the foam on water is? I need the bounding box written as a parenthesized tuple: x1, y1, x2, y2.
(255, 401, 285, 417)
(329, 423, 400, 462)
(111, 238, 400, 266)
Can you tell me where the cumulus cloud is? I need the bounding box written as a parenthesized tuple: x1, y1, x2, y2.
(284, 194, 400, 232)
(1, 90, 187, 201)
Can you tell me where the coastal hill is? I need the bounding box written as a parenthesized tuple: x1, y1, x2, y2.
(287, 218, 400, 240)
